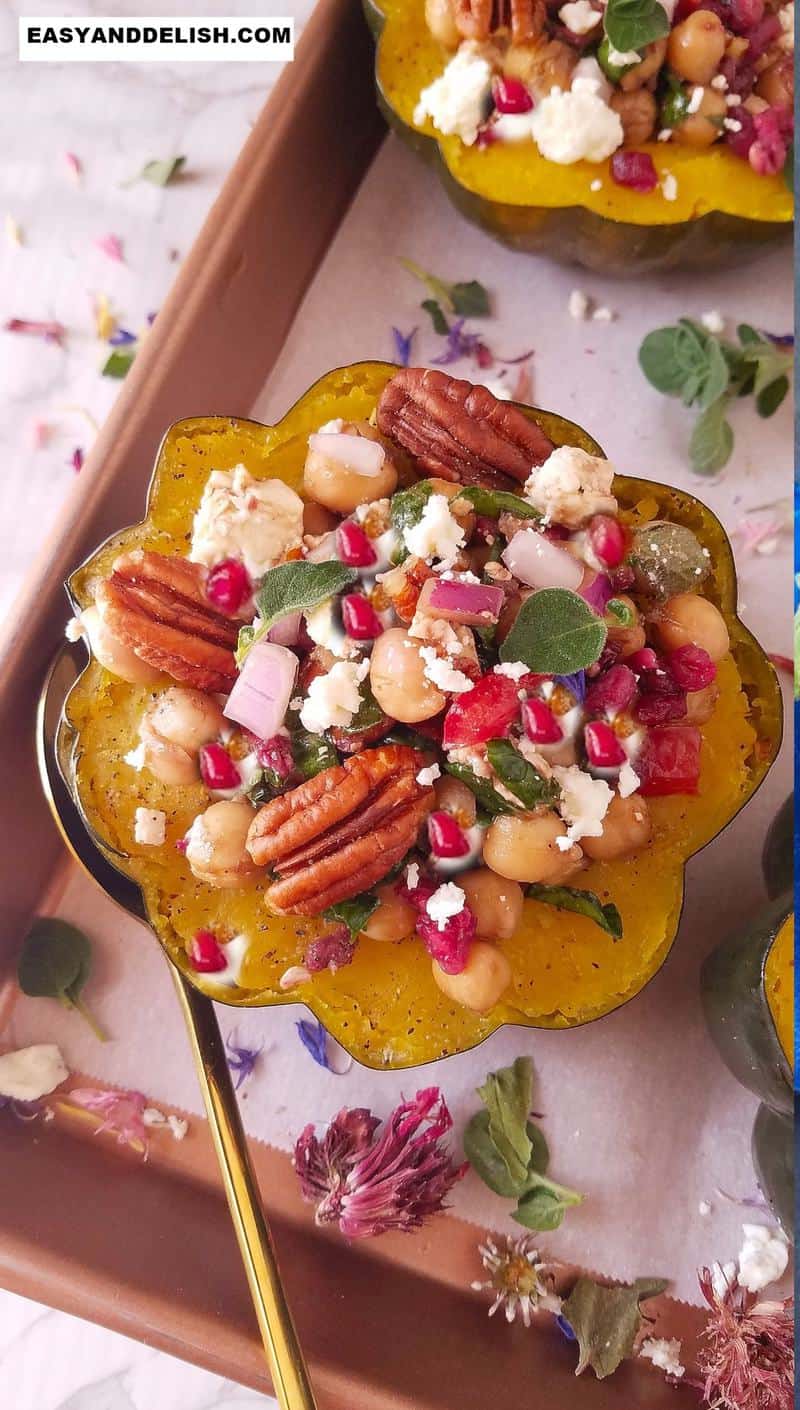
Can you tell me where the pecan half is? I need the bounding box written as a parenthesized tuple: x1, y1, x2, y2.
(95, 550, 240, 692)
(377, 368, 553, 491)
(453, 0, 544, 42)
(247, 744, 434, 915)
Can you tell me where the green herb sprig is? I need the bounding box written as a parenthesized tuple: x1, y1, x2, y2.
(457, 485, 541, 521)
(639, 320, 793, 475)
(17, 919, 107, 1040)
(400, 257, 490, 332)
(236, 560, 358, 664)
(102, 347, 137, 380)
(463, 1057, 583, 1231)
(125, 156, 186, 187)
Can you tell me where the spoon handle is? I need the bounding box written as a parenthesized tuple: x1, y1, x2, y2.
(173, 971, 317, 1410)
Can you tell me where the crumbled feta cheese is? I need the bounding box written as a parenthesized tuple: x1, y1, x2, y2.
(403, 493, 466, 568)
(492, 111, 536, 144)
(711, 73, 728, 90)
(778, 2, 793, 49)
(134, 808, 166, 846)
(710, 1261, 737, 1301)
(559, 0, 600, 33)
(124, 742, 146, 771)
(724, 118, 742, 132)
(531, 80, 623, 164)
(142, 1107, 189, 1141)
(414, 42, 494, 146)
(657, 127, 672, 141)
(568, 289, 590, 321)
(65, 614, 87, 642)
(405, 861, 421, 890)
(516, 736, 554, 776)
(524, 445, 617, 528)
(207, 933, 249, 987)
(494, 661, 530, 681)
(184, 812, 212, 864)
(607, 45, 640, 65)
(617, 762, 640, 798)
(553, 765, 612, 844)
(425, 881, 466, 927)
(737, 1223, 789, 1292)
(640, 1339, 685, 1379)
(701, 310, 724, 334)
(305, 597, 348, 656)
(661, 171, 678, 202)
(419, 645, 473, 694)
(687, 85, 704, 114)
(0, 1044, 68, 1101)
(699, 1199, 712, 1216)
(316, 418, 345, 434)
(726, 92, 742, 106)
(299, 659, 369, 734)
(592, 305, 615, 322)
(590, 177, 603, 191)
(573, 55, 612, 101)
(190, 466, 303, 579)
(417, 763, 442, 786)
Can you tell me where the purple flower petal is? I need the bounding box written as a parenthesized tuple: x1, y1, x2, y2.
(556, 1314, 576, 1341)
(109, 328, 137, 346)
(225, 1031, 264, 1091)
(554, 671, 586, 703)
(296, 1018, 332, 1071)
(391, 326, 417, 367)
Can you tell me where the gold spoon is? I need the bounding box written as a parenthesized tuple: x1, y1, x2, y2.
(37, 640, 317, 1410)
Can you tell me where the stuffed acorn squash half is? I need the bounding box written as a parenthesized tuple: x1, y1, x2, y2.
(61, 362, 781, 1069)
(364, 0, 793, 274)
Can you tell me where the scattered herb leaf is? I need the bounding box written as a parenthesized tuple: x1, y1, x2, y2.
(421, 298, 450, 335)
(527, 884, 623, 939)
(389, 479, 435, 560)
(128, 156, 186, 187)
(444, 761, 518, 816)
(486, 739, 560, 810)
(604, 0, 669, 55)
(500, 588, 607, 674)
(562, 1276, 668, 1379)
(606, 597, 634, 627)
(458, 485, 541, 521)
(689, 400, 734, 476)
(17, 919, 106, 1040)
(323, 893, 379, 938)
(101, 348, 136, 380)
(399, 258, 490, 317)
(477, 1056, 534, 1189)
(290, 725, 339, 780)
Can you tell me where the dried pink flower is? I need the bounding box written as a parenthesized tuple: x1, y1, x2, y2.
(65, 152, 82, 182)
(294, 1088, 467, 1238)
(66, 1087, 149, 1155)
(698, 1266, 794, 1410)
(95, 233, 125, 263)
(5, 317, 65, 345)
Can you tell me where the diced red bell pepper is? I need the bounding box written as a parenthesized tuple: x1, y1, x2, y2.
(638, 725, 702, 797)
(442, 673, 522, 750)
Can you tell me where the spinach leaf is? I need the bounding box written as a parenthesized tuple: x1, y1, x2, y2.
(458, 485, 541, 521)
(18, 919, 106, 1040)
(324, 893, 379, 938)
(486, 739, 560, 810)
(444, 761, 518, 816)
(562, 1277, 668, 1379)
(290, 726, 339, 779)
(389, 480, 434, 554)
(527, 884, 623, 939)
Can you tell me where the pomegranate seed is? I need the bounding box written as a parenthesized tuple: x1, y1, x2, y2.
(585, 720, 627, 768)
(199, 742, 241, 791)
(341, 592, 382, 640)
(189, 929, 227, 973)
(252, 733, 294, 778)
(628, 647, 660, 675)
(493, 76, 533, 114)
(588, 514, 626, 568)
(610, 151, 658, 193)
(337, 520, 377, 568)
(206, 558, 251, 613)
(584, 663, 637, 716)
(175, 837, 188, 854)
(416, 906, 477, 974)
(305, 925, 356, 973)
(428, 810, 470, 858)
(635, 690, 687, 725)
(667, 645, 717, 691)
(522, 697, 563, 744)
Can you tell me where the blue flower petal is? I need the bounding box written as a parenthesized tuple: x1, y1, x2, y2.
(296, 1018, 333, 1071)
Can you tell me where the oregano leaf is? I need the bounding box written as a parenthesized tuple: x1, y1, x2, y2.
(238, 560, 358, 663)
(500, 588, 607, 674)
(458, 485, 542, 520)
(323, 892, 379, 938)
(604, 0, 669, 54)
(444, 761, 519, 816)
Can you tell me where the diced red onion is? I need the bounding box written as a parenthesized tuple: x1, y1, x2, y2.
(423, 576, 505, 625)
(502, 529, 583, 591)
(224, 641, 298, 740)
(268, 611, 303, 647)
(579, 571, 614, 615)
(307, 432, 385, 477)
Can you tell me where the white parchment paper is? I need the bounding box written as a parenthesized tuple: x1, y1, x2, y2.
(7, 137, 793, 1305)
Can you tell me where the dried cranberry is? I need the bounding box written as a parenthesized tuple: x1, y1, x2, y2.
(337, 521, 377, 568)
(584, 721, 627, 768)
(726, 105, 757, 160)
(667, 645, 717, 691)
(305, 925, 356, 973)
(416, 905, 477, 974)
(206, 558, 251, 614)
(199, 742, 241, 791)
(638, 725, 702, 796)
(522, 697, 563, 744)
(442, 674, 522, 750)
(588, 515, 626, 568)
(610, 151, 658, 193)
(474, 515, 500, 543)
(492, 76, 534, 114)
(584, 663, 637, 716)
(399, 875, 437, 911)
(749, 105, 792, 176)
(745, 13, 781, 58)
(341, 592, 382, 640)
(252, 733, 294, 778)
(635, 691, 688, 724)
(189, 930, 227, 973)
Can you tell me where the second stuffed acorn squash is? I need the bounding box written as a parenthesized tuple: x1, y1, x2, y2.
(363, 0, 793, 275)
(62, 362, 781, 1069)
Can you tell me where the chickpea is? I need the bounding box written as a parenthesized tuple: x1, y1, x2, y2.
(581, 794, 652, 863)
(457, 868, 524, 941)
(483, 813, 584, 885)
(432, 941, 512, 1013)
(302, 499, 339, 536)
(685, 682, 720, 725)
(504, 37, 576, 98)
(619, 38, 667, 91)
(363, 883, 417, 942)
(653, 593, 730, 662)
(82, 606, 164, 686)
(369, 628, 446, 723)
(187, 800, 260, 889)
(139, 687, 226, 786)
(672, 87, 728, 146)
(606, 595, 646, 658)
(434, 775, 477, 828)
(303, 420, 398, 515)
(425, 0, 461, 48)
(755, 58, 793, 109)
(610, 89, 657, 145)
(667, 12, 727, 85)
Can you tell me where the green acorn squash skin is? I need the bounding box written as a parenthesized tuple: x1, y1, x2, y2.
(763, 794, 793, 900)
(752, 1104, 794, 1234)
(363, 0, 793, 275)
